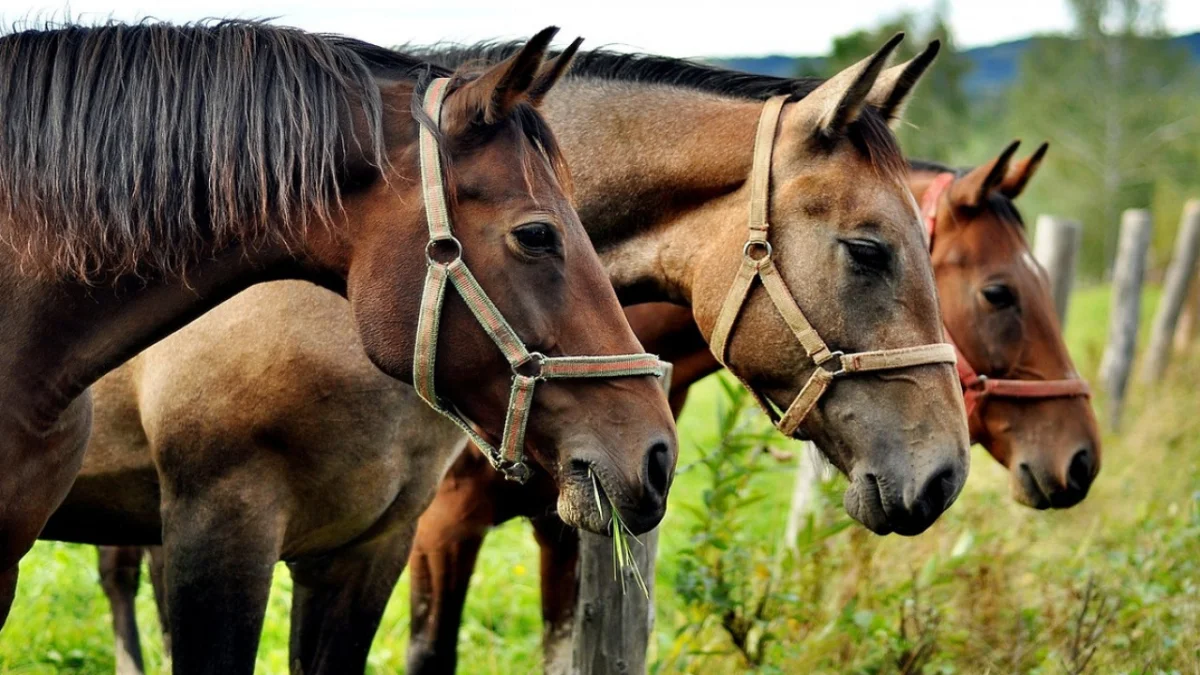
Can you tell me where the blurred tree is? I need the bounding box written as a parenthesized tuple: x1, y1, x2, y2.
(1004, 0, 1200, 278)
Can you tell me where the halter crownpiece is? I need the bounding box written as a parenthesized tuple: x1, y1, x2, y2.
(413, 77, 666, 483)
(921, 172, 1091, 432)
(709, 95, 958, 438)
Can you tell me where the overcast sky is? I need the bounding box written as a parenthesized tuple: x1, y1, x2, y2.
(7, 1, 1200, 57)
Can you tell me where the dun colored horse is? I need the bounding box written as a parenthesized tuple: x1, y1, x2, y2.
(54, 36, 968, 673)
(1, 20, 682, 672)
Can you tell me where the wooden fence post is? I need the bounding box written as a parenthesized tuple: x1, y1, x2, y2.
(1174, 274, 1200, 354)
(570, 365, 672, 675)
(783, 442, 828, 551)
(571, 529, 657, 675)
(1098, 209, 1153, 430)
(1142, 200, 1200, 381)
(1033, 215, 1082, 323)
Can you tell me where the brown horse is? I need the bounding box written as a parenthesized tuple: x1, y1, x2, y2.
(0, 20, 680, 669)
(60, 35, 967, 673)
(402, 142, 1101, 674)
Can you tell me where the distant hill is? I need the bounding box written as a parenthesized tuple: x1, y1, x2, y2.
(711, 32, 1200, 94)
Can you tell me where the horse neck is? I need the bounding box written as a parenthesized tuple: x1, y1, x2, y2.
(541, 82, 762, 305)
(0, 242, 334, 429)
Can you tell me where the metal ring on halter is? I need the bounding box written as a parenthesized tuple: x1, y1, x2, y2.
(743, 240, 773, 260)
(515, 351, 547, 379)
(818, 350, 847, 376)
(426, 236, 463, 265)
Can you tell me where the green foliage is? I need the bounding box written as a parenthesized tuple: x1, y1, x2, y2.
(666, 376, 795, 670)
(1001, 0, 1200, 278)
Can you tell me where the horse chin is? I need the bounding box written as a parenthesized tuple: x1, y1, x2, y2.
(843, 478, 895, 536)
(556, 481, 611, 535)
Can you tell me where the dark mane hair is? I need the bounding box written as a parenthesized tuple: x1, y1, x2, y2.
(0, 20, 440, 280)
(908, 158, 1026, 229)
(413, 42, 906, 179)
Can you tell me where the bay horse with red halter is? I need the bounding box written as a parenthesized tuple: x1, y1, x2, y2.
(0, 20, 681, 667)
(57, 34, 970, 672)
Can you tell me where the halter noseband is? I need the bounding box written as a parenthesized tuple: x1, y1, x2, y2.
(413, 78, 665, 484)
(708, 95, 958, 438)
(921, 171, 1091, 434)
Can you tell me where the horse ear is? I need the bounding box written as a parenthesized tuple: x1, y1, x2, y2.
(443, 26, 558, 129)
(999, 141, 1049, 198)
(866, 40, 940, 126)
(793, 33, 904, 140)
(528, 37, 583, 107)
(950, 140, 1021, 208)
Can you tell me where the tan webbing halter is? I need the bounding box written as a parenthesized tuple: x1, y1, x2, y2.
(921, 172, 1091, 435)
(709, 95, 958, 438)
(413, 78, 665, 483)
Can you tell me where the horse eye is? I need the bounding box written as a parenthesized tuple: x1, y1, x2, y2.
(512, 222, 559, 254)
(982, 284, 1017, 309)
(842, 239, 890, 271)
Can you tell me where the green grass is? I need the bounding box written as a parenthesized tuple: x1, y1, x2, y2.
(3, 282, 1198, 673)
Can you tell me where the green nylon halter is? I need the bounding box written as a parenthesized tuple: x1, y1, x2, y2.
(412, 77, 666, 484)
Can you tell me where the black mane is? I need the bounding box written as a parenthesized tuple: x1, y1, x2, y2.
(414, 42, 906, 179)
(416, 41, 823, 100)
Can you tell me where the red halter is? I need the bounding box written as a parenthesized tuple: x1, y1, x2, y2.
(921, 173, 1091, 433)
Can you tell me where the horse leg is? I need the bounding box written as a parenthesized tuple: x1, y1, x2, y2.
(98, 546, 147, 675)
(146, 545, 172, 657)
(161, 493, 282, 675)
(405, 518, 489, 675)
(286, 521, 416, 675)
(530, 515, 580, 675)
(0, 393, 92, 627)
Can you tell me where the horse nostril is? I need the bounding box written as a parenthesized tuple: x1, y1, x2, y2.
(1067, 448, 1094, 491)
(643, 441, 672, 502)
(916, 464, 960, 516)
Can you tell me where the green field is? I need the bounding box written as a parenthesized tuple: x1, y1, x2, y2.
(3, 283, 1199, 674)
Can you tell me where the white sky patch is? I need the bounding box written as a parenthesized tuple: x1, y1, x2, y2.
(6, 0, 1199, 57)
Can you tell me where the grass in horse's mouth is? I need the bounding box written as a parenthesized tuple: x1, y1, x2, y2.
(589, 467, 648, 598)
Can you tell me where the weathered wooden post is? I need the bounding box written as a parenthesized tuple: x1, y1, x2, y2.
(571, 529, 657, 675)
(783, 442, 823, 551)
(570, 364, 672, 675)
(1099, 209, 1153, 429)
(1033, 215, 1082, 322)
(1174, 275, 1199, 354)
(1142, 200, 1200, 382)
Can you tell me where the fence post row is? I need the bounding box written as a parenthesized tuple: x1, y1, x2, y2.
(1033, 215, 1082, 323)
(1142, 200, 1200, 382)
(1099, 209, 1153, 430)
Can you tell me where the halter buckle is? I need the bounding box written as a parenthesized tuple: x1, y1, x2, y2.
(426, 236, 463, 266)
(502, 461, 533, 484)
(743, 240, 773, 261)
(515, 352, 547, 379)
(817, 350, 846, 377)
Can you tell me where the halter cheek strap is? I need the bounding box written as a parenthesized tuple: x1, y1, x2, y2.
(921, 172, 1091, 435)
(413, 78, 665, 483)
(708, 95, 958, 438)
